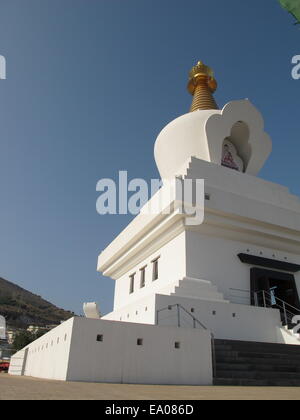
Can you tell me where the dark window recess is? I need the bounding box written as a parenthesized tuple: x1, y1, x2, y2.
(152, 258, 159, 281)
(129, 274, 135, 294)
(137, 338, 143, 346)
(97, 334, 103, 342)
(140, 267, 146, 288)
(174, 342, 181, 349)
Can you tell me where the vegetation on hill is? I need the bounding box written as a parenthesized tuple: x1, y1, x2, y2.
(0, 277, 74, 329)
(13, 330, 47, 351)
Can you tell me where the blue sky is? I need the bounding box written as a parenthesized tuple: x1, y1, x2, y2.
(0, 0, 299, 316)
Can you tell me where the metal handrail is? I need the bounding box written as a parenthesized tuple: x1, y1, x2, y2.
(156, 303, 216, 377)
(255, 290, 295, 317)
(255, 290, 300, 315)
(156, 303, 208, 330)
(254, 289, 300, 327)
(228, 288, 299, 329)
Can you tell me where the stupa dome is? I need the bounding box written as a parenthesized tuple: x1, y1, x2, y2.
(154, 61, 272, 180)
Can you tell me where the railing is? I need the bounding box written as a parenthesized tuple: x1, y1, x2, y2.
(156, 303, 216, 377)
(156, 303, 208, 330)
(228, 288, 300, 329)
(253, 290, 300, 328)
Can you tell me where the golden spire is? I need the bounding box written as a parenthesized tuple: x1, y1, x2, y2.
(187, 61, 218, 112)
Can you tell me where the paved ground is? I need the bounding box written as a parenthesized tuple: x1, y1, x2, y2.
(1, 373, 300, 400)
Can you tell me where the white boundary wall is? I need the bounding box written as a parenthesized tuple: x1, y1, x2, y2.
(9, 318, 74, 380)
(9, 317, 213, 386)
(154, 294, 291, 344)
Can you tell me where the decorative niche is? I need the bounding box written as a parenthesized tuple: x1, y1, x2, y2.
(221, 121, 251, 173)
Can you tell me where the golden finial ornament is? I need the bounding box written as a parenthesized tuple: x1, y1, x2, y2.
(187, 61, 218, 112)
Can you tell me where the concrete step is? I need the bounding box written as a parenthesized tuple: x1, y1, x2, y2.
(215, 339, 300, 353)
(215, 350, 300, 361)
(172, 278, 226, 301)
(216, 370, 300, 380)
(173, 288, 224, 301)
(214, 378, 300, 387)
(215, 356, 300, 366)
(178, 280, 219, 290)
(216, 363, 300, 372)
(213, 338, 300, 387)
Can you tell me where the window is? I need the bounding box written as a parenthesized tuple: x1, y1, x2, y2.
(97, 334, 103, 342)
(174, 342, 181, 349)
(137, 338, 143, 346)
(129, 273, 135, 294)
(140, 266, 146, 288)
(152, 257, 160, 281)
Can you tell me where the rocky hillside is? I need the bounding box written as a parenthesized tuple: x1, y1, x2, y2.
(0, 277, 74, 329)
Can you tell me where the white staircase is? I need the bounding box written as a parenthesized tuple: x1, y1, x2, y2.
(159, 276, 228, 303)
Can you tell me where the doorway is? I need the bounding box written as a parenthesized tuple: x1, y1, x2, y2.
(250, 268, 300, 311)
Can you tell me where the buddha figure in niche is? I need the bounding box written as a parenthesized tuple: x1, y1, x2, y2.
(221, 140, 244, 172)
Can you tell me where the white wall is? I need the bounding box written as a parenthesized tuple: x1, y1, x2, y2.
(155, 294, 287, 344)
(113, 231, 186, 311)
(9, 318, 74, 381)
(8, 348, 27, 376)
(103, 294, 157, 324)
(9, 317, 213, 386)
(66, 318, 212, 385)
(186, 230, 300, 305)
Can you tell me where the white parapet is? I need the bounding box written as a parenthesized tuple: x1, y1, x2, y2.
(9, 317, 213, 386)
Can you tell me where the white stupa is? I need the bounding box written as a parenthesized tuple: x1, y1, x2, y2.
(98, 61, 300, 336)
(9, 61, 300, 386)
